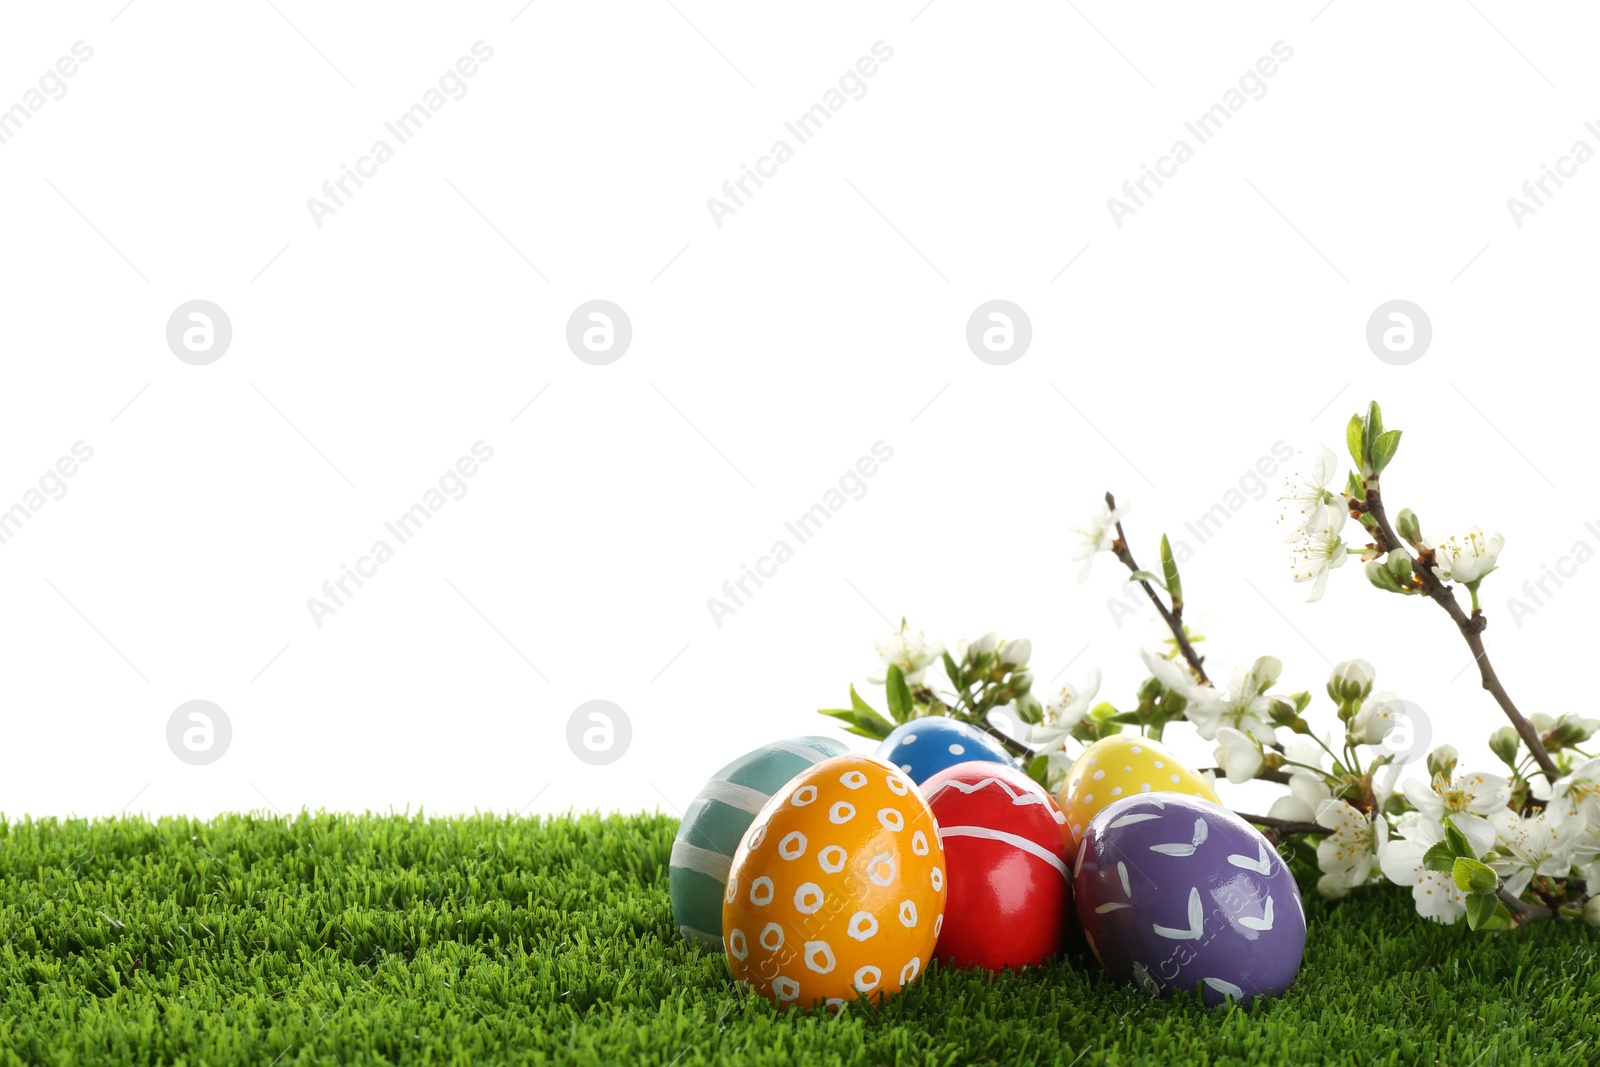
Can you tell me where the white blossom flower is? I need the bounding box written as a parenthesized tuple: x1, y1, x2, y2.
(1550, 757, 1600, 822)
(1314, 800, 1378, 899)
(1213, 727, 1265, 784)
(1373, 761, 1404, 810)
(1265, 737, 1334, 822)
(1290, 509, 1350, 602)
(869, 623, 945, 686)
(1015, 668, 1102, 752)
(1349, 692, 1403, 746)
(1378, 814, 1468, 924)
(1426, 527, 1503, 586)
(1044, 668, 1100, 728)
(999, 638, 1032, 669)
(1271, 771, 1333, 824)
(1584, 858, 1600, 891)
(1487, 806, 1584, 897)
(1183, 656, 1283, 743)
(1281, 445, 1341, 543)
(1070, 497, 1131, 583)
(966, 632, 1001, 661)
(1140, 646, 1204, 700)
(1400, 769, 1511, 857)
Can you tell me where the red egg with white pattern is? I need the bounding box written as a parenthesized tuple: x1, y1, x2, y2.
(921, 761, 1073, 970)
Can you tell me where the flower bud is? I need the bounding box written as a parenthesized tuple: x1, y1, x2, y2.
(1388, 551, 1414, 583)
(1488, 726, 1521, 769)
(967, 632, 1000, 661)
(1249, 655, 1283, 692)
(1586, 894, 1600, 928)
(1365, 559, 1403, 593)
(1328, 659, 1376, 704)
(1427, 744, 1459, 780)
(1350, 693, 1399, 745)
(1397, 508, 1422, 546)
(1009, 669, 1034, 695)
(1551, 713, 1599, 749)
(1532, 712, 1565, 753)
(999, 638, 1032, 669)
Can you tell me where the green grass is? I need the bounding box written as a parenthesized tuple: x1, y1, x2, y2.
(0, 813, 1595, 1066)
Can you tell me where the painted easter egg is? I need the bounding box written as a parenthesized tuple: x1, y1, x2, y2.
(921, 761, 1073, 970)
(722, 753, 946, 1008)
(670, 736, 849, 949)
(1073, 793, 1307, 1006)
(1057, 734, 1219, 851)
(876, 718, 1013, 786)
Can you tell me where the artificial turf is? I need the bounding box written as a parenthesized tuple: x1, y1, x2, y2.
(0, 813, 1595, 1066)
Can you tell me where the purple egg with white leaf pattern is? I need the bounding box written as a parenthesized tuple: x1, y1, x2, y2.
(1073, 792, 1306, 1007)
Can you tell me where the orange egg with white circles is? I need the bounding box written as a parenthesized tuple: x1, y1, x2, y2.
(722, 753, 946, 1008)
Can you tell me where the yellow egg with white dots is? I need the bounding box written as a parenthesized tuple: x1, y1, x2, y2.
(1056, 735, 1219, 852)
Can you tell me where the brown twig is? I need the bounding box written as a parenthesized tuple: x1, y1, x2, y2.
(1202, 766, 1292, 785)
(1498, 887, 1555, 921)
(1237, 813, 1328, 836)
(1362, 485, 1559, 780)
(1105, 491, 1209, 686)
(936, 681, 1035, 760)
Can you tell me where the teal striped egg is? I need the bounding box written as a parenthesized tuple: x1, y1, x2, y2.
(669, 735, 849, 949)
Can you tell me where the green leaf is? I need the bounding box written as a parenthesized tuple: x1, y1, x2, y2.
(1024, 754, 1050, 790)
(1464, 891, 1495, 930)
(1452, 857, 1499, 895)
(1127, 570, 1162, 584)
(1346, 413, 1365, 468)
(1444, 820, 1475, 859)
(1160, 534, 1182, 607)
(1464, 891, 1511, 932)
(1087, 701, 1120, 722)
(884, 665, 913, 724)
(1422, 839, 1457, 874)
(846, 685, 896, 737)
(1363, 401, 1385, 464)
(942, 651, 964, 691)
(816, 706, 895, 741)
(1345, 470, 1366, 501)
(1370, 429, 1403, 475)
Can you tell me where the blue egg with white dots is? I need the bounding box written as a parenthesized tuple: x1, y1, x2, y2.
(875, 719, 1014, 786)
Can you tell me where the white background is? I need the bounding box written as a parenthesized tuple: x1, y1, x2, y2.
(1, 1, 1593, 822)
